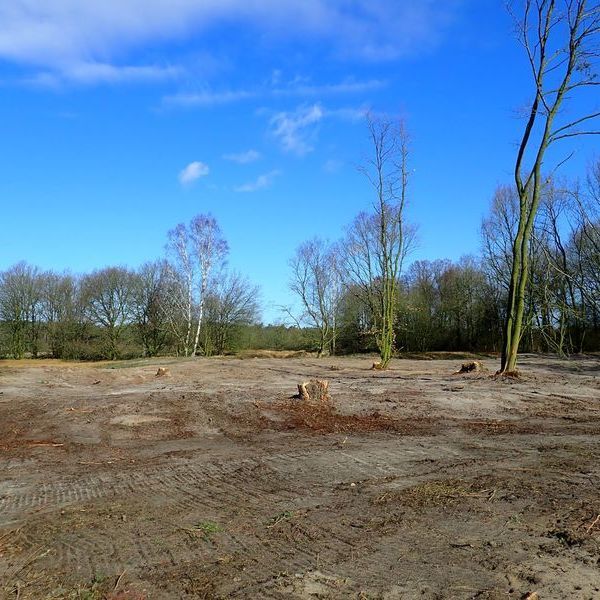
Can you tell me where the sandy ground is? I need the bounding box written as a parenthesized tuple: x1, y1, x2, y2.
(0, 354, 599, 599)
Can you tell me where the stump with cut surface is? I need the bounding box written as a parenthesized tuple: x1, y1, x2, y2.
(455, 361, 485, 374)
(297, 379, 330, 403)
(156, 367, 171, 377)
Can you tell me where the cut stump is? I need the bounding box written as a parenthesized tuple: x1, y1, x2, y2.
(455, 361, 485, 374)
(156, 367, 171, 377)
(297, 379, 330, 403)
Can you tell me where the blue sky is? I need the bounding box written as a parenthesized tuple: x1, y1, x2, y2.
(0, 1, 597, 323)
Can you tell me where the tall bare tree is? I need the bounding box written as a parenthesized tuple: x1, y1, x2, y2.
(344, 116, 415, 368)
(500, 0, 600, 372)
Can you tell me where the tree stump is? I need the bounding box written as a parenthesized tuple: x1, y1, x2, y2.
(156, 367, 171, 377)
(297, 379, 330, 403)
(455, 361, 484, 374)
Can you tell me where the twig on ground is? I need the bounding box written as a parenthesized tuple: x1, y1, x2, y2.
(114, 570, 126, 592)
(586, 514, 600, 533)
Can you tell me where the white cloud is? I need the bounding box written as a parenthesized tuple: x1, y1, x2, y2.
(223, 150, 262, 164)
(268, 103, 366, 156)
(179, 161, 209, 185)
(234, 170, 281, 193)
(270, 104, 324, 156)
(0, 2, 462, 85)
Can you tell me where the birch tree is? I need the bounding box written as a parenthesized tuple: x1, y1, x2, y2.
(164, 215, 228, 357)
(189, 215, 228, 356)
(165, 223, 195, 356)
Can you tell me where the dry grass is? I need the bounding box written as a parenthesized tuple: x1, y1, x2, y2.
(373, 479, 484, 508)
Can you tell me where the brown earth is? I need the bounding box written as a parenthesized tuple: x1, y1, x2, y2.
(0, 354, 599, 599)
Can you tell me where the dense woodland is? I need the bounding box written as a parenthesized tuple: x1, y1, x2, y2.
(0, 159, 598, 361)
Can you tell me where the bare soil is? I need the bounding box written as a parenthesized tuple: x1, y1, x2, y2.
(0, 354, 599, 599)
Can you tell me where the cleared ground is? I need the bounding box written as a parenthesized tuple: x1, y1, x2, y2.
(0, 354, 599, 599)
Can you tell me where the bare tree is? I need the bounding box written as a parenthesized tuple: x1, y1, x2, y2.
(132, 261, 170, 357)
(203, 271, 260, 355)
(80, 267, 136, 359)
(0, 262, 43, 358)
(500, 0, 600, 372)
(41, 271, 82, 359)
(289, 238, 344, 357)
(344, 116, 415, 368)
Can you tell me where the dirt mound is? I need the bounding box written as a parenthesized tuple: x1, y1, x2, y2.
(262, 400, 435, 435)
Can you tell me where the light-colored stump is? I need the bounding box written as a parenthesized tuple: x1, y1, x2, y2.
(156, 367, 171, 377)
(297, 379, 330, 403)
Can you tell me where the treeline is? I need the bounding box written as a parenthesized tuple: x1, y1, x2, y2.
(1, 161, 598, 362)
(0, 261, 261, 360)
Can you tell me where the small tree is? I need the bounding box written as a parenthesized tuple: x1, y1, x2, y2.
(500, 0, 600, 372)
(289, 238, 344, 357)
(203, 271, 260, 355)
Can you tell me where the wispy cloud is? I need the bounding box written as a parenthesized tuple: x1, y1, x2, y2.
(273, 78, 385, 97)
(25, 62, 182, 87)
(165, 77, 385, 108)
(223, 150, 262, 164)
(234, 170, 281, 193)
(323, 159, 343, 174)
(179, 161, 209, 185)
(0, 2, 462, 86)
(270, 104, 324, 156)
(164, 89, 256, 107)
